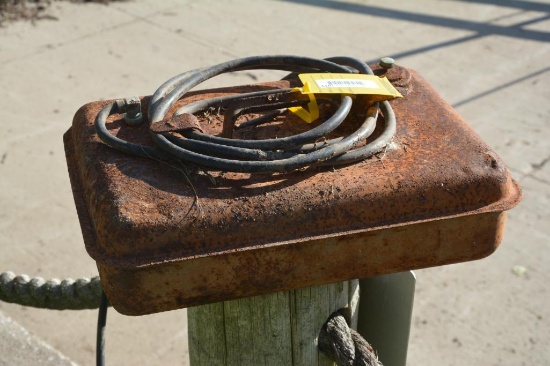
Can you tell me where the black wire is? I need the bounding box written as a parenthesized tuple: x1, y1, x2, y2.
(96, 290, 108, 366)
(94, 55, 397, 173)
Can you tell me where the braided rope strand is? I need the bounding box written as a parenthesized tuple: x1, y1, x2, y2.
(319, 308, 383, 366)
(0, 271, 103, 310)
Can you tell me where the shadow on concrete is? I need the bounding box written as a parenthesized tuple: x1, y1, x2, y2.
(453, 65, 550, 108)
(277, 0, 550, 107)
(277, 0, 550, 44)
(451, 0, 550, 13)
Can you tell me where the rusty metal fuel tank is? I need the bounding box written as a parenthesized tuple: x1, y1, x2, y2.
(64, 64, 521, 316)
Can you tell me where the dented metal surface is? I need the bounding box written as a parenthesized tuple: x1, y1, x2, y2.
(64, 66, 521, 315)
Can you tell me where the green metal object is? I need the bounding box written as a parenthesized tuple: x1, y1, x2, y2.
(378, 57, 395, 69)
(357, 271, 416, 366)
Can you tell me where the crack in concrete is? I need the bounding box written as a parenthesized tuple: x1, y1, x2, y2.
(531, 156, 550, 171)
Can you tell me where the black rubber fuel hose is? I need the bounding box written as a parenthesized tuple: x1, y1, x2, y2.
(94, 55, 396, 173)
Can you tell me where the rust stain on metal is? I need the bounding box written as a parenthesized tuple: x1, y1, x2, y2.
(64, 66, 521, 315)
(149, 113, 203, 134)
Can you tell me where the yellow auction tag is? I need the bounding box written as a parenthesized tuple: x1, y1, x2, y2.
(288, 73, 402, 123)
(288, 86, 319, 123)
(298, 73, 402, 100)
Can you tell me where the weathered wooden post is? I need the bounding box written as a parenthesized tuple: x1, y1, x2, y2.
(188, 281, 359, 365)
(64, 56, 521, 365)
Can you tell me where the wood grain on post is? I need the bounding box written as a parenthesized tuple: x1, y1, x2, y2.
(188, 280, 359, 366)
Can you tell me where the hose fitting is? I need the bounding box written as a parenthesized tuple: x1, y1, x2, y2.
(116, 96, 143, 126)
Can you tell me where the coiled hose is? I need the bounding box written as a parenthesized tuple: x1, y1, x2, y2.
(95, 55, 397, 172)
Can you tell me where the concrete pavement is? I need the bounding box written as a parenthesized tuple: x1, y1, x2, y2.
(0, 310, 77, 366)
(1, 0, 549, 365)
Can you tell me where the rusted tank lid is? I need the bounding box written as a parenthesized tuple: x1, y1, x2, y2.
(64, 66, 521, 270)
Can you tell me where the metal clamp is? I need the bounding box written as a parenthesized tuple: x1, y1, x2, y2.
(116, 97, 143, 126)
